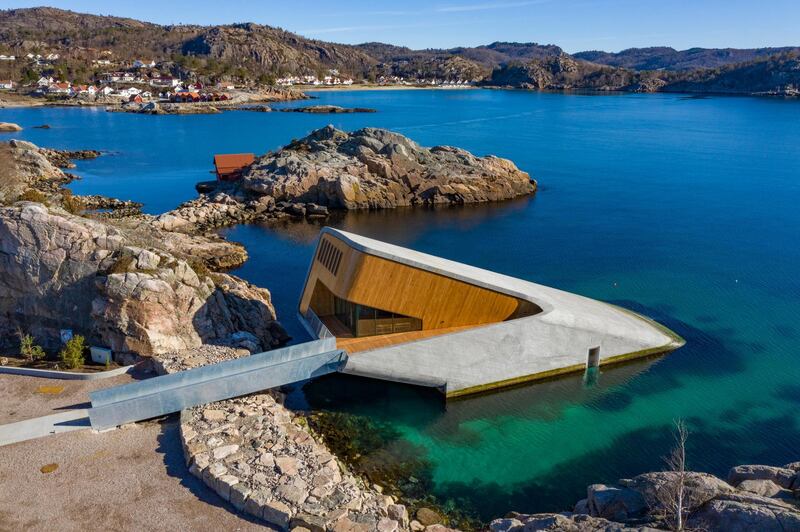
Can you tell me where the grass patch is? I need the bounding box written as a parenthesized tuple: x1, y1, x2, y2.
(18, 189, 48, 203)
(61, 189, 83, 215)
(188, 258, 211, 279)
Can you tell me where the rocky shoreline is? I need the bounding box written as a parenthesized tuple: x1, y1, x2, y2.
(490, 465, 800, 531)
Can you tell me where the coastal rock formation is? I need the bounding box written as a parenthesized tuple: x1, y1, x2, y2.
(38, 147, 101, 168)
(489, 513, 658, 531)
(0, 122, 22, 132)
(280, 105, 377, 114)
(492, 463, 800, 532)
(111, 102, 222, 115)
(0, 202, 287, 355)
(241, 125, 535, 209)
(167, 347, 413, 532)
(0, 139, 71, 202)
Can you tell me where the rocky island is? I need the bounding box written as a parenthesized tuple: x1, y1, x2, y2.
(279, 105, 378, 114)
(155, 125, 536, 233)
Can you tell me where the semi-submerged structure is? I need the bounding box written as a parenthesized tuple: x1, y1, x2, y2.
(87, 227, 684, 430)
(299, 227, 685, 398)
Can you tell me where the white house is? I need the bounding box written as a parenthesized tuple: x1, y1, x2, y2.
(0, 55, 15, 61)
(73, 85, 97, 95)
(99, 86, 115, 96)
(150, 76, 180, 88)
(46, 82, 72, 95)
(0, 80, 16, 90)
(116, 87, 142, 98)
(132, 59, 156, 69)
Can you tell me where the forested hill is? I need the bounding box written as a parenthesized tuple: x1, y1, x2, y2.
(0, 6, 798, 96)
(574, 46, 800, 71)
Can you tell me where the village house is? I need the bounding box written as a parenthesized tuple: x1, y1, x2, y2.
(46, 82, 72, 95)
(72, 85, 97, 95)
(0, 55, 15, 61)
(92, 59, 113, 66)
(0, 80, 16, 90)
(150, 76, 181, 88)
(132, 59, 156, 69)
(99, 86, 115, 96)
(37, 76, 54, 87)
(116, 87, 142, 98)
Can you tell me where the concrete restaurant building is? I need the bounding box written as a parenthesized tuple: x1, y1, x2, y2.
(299, 228, 684, 398)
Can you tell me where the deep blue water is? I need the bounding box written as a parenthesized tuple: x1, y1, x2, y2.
(3, 89, 800, 520)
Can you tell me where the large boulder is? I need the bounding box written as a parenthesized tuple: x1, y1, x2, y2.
(586, 484, 647, 521)
(687, 492, 800, 532)
(240, 125, 536, 209)
(0, 122, 22, 132)
(727, 464, 798, 490)
(0, 203, 287, 355)
(620, 471, 735, 514)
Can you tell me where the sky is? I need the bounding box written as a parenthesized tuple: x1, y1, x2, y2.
(2, 0, 799, 53)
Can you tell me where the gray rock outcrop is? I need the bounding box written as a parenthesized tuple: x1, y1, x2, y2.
(0, 202, 287, 355)
(489, 513, 658, 531)
(495, 463, 800, 532)
(241, 125, 535, 209)
(0, 139, 70, 202)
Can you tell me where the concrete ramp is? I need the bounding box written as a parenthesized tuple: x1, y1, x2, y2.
(89, 339, 347, 430)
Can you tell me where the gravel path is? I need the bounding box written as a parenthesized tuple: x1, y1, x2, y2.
(0, 418, 271, 531)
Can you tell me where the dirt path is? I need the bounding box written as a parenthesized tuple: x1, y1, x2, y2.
(0, 372, 141, 424)
(0, 417, 271, 531)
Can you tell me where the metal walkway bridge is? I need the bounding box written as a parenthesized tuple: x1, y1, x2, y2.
(89, 329, 346, 430)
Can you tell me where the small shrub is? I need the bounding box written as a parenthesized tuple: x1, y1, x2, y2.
(61, 189, 83, 215)
(19, 333, 46, 362)
(59, 335, 86, 370)
(19, 189, 48, 204)
(187, 258, 211, 279)
(107, 254, 135, 274)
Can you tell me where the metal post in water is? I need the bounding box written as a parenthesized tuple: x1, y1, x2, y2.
(583, 346, 601, 387)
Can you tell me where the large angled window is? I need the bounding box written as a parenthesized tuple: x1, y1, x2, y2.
(333, 296, 422, 337)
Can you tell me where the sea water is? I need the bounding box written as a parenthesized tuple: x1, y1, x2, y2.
(3, 89, 799, 519)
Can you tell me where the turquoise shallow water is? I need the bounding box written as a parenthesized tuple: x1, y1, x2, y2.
(3, 90, 800, 519)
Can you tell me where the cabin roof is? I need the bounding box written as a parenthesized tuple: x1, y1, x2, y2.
(214, 153, 255, 169)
